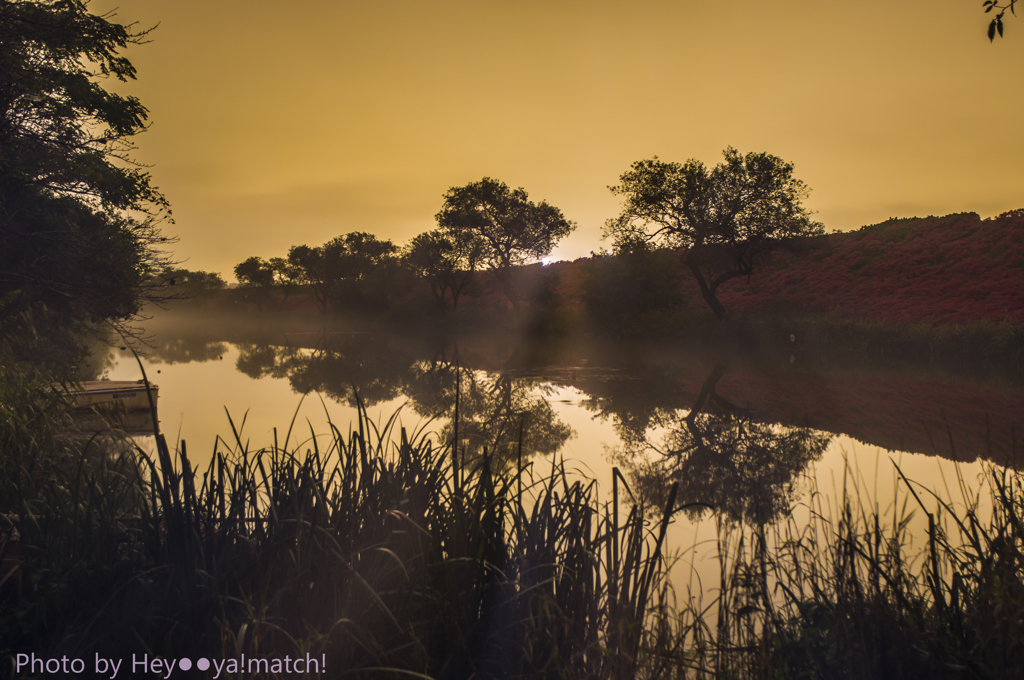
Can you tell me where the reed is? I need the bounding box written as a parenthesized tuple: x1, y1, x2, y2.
(1, 392, 681, 679)
(659, 450, 1024, 680)
(5, 350, 1024, 679)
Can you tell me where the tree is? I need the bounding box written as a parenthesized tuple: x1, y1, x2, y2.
(607, 148, 823, 319)
(327, 231, 403, 313)
(233, 256, 275, 310)
(287, 244, 331, 312)
(269, 256, 303, 307)
(0, 0, 172, 368)
(160, 268, 225, 307)
(234, 256, 274, 288)
(403, 228, 484, 308)
(288, 232, 399, 313)
(435, 177, 575, 309)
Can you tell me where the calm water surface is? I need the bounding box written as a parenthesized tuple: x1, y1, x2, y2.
(99, 315, 1024, 599)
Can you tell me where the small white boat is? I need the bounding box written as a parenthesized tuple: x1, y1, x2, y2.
(64, 380, 158, 411)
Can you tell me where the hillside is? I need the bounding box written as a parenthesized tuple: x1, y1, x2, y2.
(717, 210, 1024, 325)
(535, 210, 1023, 327)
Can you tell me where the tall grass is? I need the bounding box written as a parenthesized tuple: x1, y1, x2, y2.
(6, 350, 1024, 678)
(659, 451, 1024, 680)
(2, 391, 682, 679)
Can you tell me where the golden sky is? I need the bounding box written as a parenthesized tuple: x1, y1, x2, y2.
(92, 0, 1024, 278)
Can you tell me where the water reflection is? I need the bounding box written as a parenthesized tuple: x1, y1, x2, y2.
(227, 333, 830, 521)
(236, 334, 413, 406)
(609, 365, 831, 525)
(233, 335, 575, 468)
(139, 333, 229, 366)
(111, 316, 1024, 526)
(409, 367, 574, 466)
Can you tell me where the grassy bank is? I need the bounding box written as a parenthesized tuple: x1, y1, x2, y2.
(1, 383, 681, 679)
(669, 455, 1024, 679)
(4, 353, 1024, 678)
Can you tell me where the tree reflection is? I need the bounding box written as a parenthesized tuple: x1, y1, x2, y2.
(404, 346, 574, 469)
(234, 335, 574, 469)
(143, 335, 229, 365)
(611, 365, 831, 525)
(410, 367, 572, 468)
(235, 334, 413, 407)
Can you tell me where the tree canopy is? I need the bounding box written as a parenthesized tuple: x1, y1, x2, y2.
(0, 0, 172, 367)
(402, 228, 484, 309)
(435, 177, 575, 308)
(287, 232, 399, 313)
(234, 257, 275, 289)
(607, 148, 823, 319)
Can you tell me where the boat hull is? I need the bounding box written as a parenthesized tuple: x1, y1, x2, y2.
(65, 381, 158, 411)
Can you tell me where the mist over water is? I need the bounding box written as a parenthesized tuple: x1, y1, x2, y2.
(100, 311, 1022, 518)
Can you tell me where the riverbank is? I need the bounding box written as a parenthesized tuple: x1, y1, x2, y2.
(2, 382, 1023, 679)
(180, 209, 1024, 330)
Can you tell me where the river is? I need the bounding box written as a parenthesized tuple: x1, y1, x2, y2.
(96, 312, 1024, 605)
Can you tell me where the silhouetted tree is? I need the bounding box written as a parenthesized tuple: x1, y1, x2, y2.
(234, 257, 273, 288)
(234, 256, 275, 310)
(607, 148, 823, 319)
(287, 244, 332, 313)
(288, 232, 400, 314)
(403, 229, 484, 308)
(436, 177, 575, 309)
(159, 268, 225, 307)
(0, 0, 173, 369)
(269, 256, 303, 307)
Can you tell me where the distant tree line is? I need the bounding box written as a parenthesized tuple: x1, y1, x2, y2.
(226, 149, 824, 326)
(0, 0, 1000, 379)
(232, 177, 577, 314)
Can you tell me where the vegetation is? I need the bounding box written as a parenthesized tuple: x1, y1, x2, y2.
(719, 210, 1024, 326)
(667, 459, 1024, 679)
(435, 177, 576, 310)
(2, 2, 1022, 677)
(3, 356, 1024, 679)
(287, 232, 402, 314)
(0, 0, 173, 372)
(983, 0, 1017, 39)
(157, 268, 225, 307)
(581, 241, 690, 338)
(403, 229, 485, 309)
(0, 391, 684, 680)
(606, 148, 824, 319)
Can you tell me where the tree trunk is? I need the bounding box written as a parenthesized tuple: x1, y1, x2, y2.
(686, 364, 727, 424)
(684, 254, 727, 320)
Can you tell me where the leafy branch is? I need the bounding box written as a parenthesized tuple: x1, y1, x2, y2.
(983, 0, 1017, 40)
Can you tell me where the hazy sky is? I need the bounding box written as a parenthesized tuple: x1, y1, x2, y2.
(92, 0, 1023, 279)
